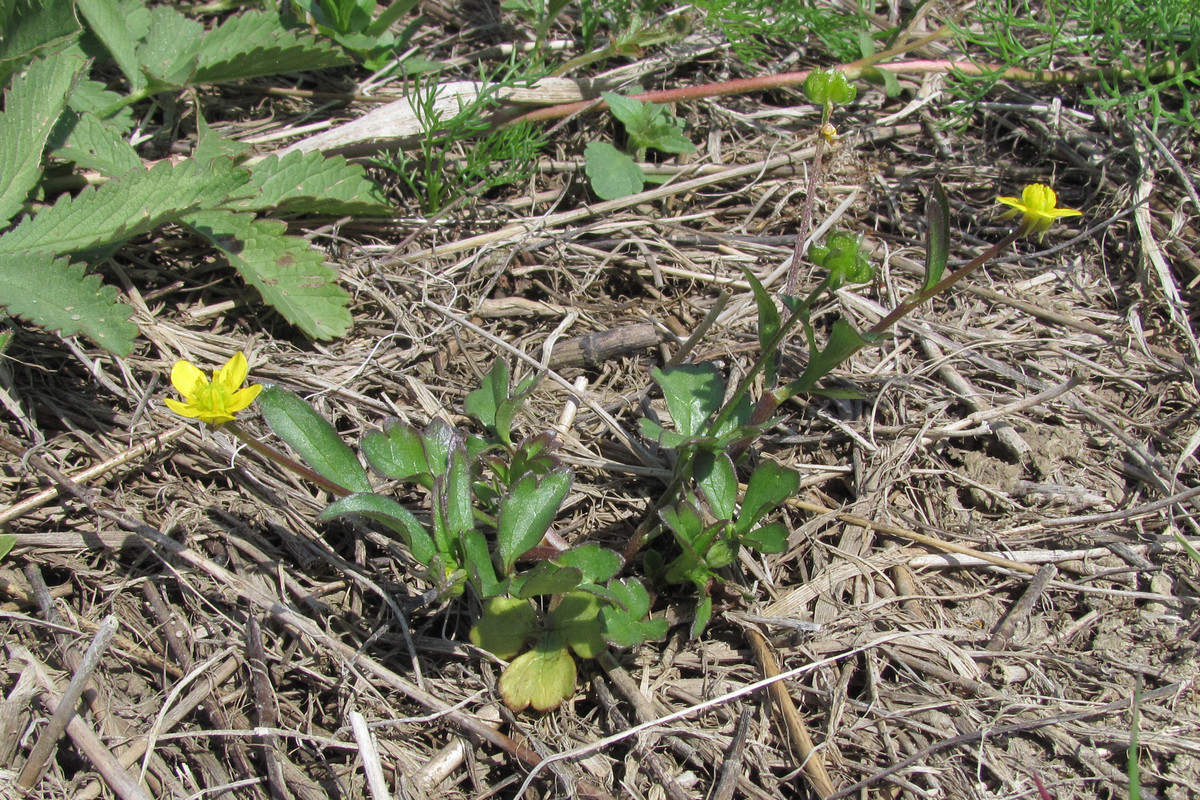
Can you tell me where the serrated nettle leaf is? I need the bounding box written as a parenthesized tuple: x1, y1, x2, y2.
(740, 264, 781, 387)
(258, 384, 372, 494)
(464, 359, 508, 438)
(193, 109, 250, 165)
(515, 561, 583, 598)
(584, 141, 643, 200)
(0, 51, 85, 226)
(194, 10, 349, 85)
(741, 521, 787, 554)
(76, 0, 145, 92)
(66, 79, 134, 133)
(691, 595, 713, 638)
(0, 159, 253, 255)
(136, 6, 202, 88)
(469, 596, 537, 660)
(651, 363, 725, 438)
(361, 420, 432, 486)
(49, 109, 142, 176)
(0, 0, 80, 87)
(498, 641, 576, 712)
(554, 543, 622, 583)
(923, 179, 950, 294)
(234, 150, 389, 216)
(552, 591, 605, 659)
(319, 492, 435, 565)
(694, 450, 737, 522)
(0, 249, 137, 354)
(497, 467, 571, 574)
(735, 461, 799, 536)
(182, 209, 352, 341)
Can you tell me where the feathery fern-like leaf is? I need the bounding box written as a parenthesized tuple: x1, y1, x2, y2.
(0, 52, 86, 225)
(237, 150, 390, 216)
(0, 249, 137, 354)
(194, 11, 348, 85)
(184, 210, 352, 340)
(0, 158, 253, 254)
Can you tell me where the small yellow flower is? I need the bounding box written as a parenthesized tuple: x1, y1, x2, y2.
(997, 183, 1082, 241)
(165, 352, 262, 426)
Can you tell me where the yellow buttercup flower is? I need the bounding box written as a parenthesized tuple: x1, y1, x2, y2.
(997, 183, 1082, 241)
(165, 352, 262, 426)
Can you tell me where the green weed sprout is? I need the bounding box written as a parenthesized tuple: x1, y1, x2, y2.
(168, 356, 667, 713)
(584, 92, 696, 200)
(291, 0, 423, 72)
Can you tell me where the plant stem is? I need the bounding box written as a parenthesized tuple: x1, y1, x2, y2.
(224, 422, 351, 498)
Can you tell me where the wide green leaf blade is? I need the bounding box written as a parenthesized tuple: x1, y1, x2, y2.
(183, 210, 352, 341)
(735, 460, 799, 536)
(694, 450, 737, 521)
(361, 420, 432, 486)
(235, 150, 389, 216)
(497, 467, 572, 574)
(651, 363, 724, 438)
(194, 10, 349, 85)
(554, 543, 622, 583)
(75, 0, 145, 91)
(470, 596, 537, 660)
(514, 561, 583, 599)
(0, 249, 136, 354)
(0, 0, 80, 87)
(0, 52, 85, 226)
(584, 141, 643, 200)
(49, 108, 141, 176)
(552, 591, 605, 659)
(258, 384, 371, 493)
(498, 642, 576, 712)
(320, 492, 434, 564)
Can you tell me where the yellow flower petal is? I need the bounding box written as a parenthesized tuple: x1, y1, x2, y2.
(995, 183, 1082, 241)
(165, 352, 260, 427)
(170, 360, 207, 396)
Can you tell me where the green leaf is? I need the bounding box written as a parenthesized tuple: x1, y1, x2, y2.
(735, 461, 799, 536)
(498, 640, 576, 712)
(702, 526, 738, 569)
(651, 363, 724, 438)
(76, 0, 145, 92)
(741, 521, 787, 554)
(193, 108, 250, 165)
(515, 561, 583, 599)
(464, 359, 508, 440)
(365, 0, 418, 37)
(136, 6, 202, 89)
(856, 30, 876, 58)
(790, 319, 876, 393)
(584, 141, 643, 200)
(554, 543, 622, 583)
(442, 437, 473, 539)
(0, 159, 252, 255)
(235, 150, 389, 216)
(497, 468, 572, 574)
(922, 179, 950, 294)
(420, 419, 458, 477)
(194, 10, 349, 85)
(601, 92, 649, 130)
(361, 420, 432, 487)
(740, 265, 781, 387)
(258, 384, 371, 493)
(0, 249, 136, 354)
(0, 0, 81, 87)
(320, 492, 435, 564)
(0, 52, 86, 226)
(694, 450, 737, 521)
(0, 534, 14, 561)
(462, 530, 501, 597)
(691, 595, 713, 638)
(862, 65, 901, 98)
(182, 209, 352, 341)
(49, 109, 141, 176)
(660, 501, 704, 546)
(552, 591, 605, 659)
(601, 579, 667, 647)
(470, 596, 537, 660)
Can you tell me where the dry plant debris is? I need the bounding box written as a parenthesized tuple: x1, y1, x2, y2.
(1, 2, 1199, 799)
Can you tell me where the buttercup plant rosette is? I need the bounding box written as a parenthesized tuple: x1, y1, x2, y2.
(165, 352, 262, 426)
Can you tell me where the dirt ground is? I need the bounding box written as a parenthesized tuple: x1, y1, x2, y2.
(2, 3, 1199, 800)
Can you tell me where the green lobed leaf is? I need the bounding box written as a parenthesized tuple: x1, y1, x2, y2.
(601, 92, 650, 131)
(234, 150, 389, 217)
(136, 6, 202, 89)
(49, 108, 141, 176)
(0, 52, 86, 226)
(515, 561, 584, 599)
(498, 640, 576, 712)
(0, 159, 253, 255)
(922, 179, 950, 294)
(361, 420, 432, 487)
(651, 363, 725, 438)
(741, 521, 787, 554)
(554, 543, 622, 583)
(319, 492, 435, 565)
(0, 249, 136, 354)
(194, 10, 350, 85)
(735, 460, 799, 537)
(66, 78, 134, 133)
(497, 467, 572, 574)
(552, 591, 605, 659)
(584, 141, 643, 200)
(75, 0, 144, 92)
(182, 209, 353, 341)
(464, 359, 508, 440)
(193, 108, 250, 165)
(470, 596, 537, 660)
(258, 384, 371, 493)
(694, 450, 737, 521)
(601, 578, 668, 647)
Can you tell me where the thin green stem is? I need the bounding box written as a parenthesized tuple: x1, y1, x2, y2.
(224, 422, 351, 498)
